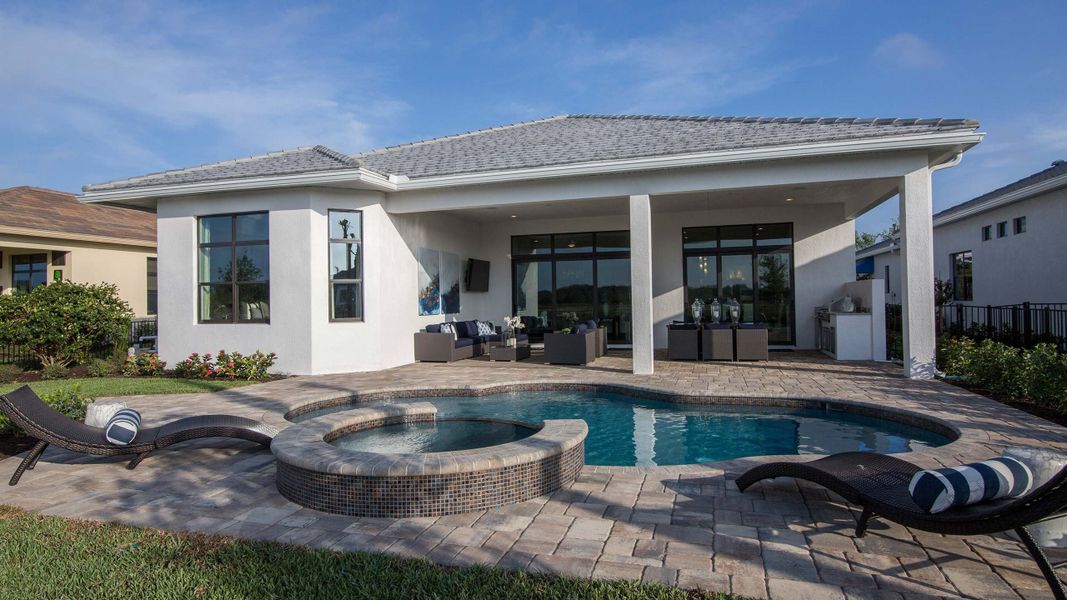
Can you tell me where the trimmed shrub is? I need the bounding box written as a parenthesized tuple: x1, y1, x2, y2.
(86, 358, 119, 378)
(0, 384, 90, 434)
(39, 363, 69, 381)
(123, 353, 167, 377)
(0, 364, 22, 384)
(0, 281, 133, 367)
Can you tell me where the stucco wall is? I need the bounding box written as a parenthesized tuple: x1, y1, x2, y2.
(933, 187, 1067, 306)
(0, 233, 156, 316)
(156, 188, 485, 375)
(871, 250, 902, 305)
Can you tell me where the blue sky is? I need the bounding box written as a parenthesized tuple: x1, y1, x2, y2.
(2, 1, 1065, 234)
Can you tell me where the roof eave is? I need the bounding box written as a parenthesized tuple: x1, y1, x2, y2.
(856, 240, 899, 260)
(394, 129, 985, 191)
(78, 167, 396, 206)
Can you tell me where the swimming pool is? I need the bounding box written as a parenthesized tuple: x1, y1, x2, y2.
(294, 390, 953, 467)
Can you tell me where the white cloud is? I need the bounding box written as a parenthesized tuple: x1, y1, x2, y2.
(520, 6, 822, 115)
(0, 5, 408, 182)
(871, 33, 945, 70)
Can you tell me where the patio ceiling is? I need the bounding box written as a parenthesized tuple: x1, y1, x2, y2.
(440, 177, 898, 223)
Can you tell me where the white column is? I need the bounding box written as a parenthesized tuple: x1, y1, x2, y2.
(629, 194, 654, 375)
(898, 167, 936, 378)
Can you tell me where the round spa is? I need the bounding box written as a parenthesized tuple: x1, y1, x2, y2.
(271, 403, 587, 517)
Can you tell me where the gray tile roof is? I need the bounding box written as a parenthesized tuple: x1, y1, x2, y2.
(354, 114, 979, 180)
(83, 145, 358, 192)
(933, 159, 1067, 221)
(84, 114, 979, 192)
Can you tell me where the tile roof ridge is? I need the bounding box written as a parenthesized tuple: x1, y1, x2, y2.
(352, 115, 570, 157)
(311, 145, 361, 167)
(567, 114, 980, 128)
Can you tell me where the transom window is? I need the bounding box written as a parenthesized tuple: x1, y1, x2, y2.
(12, 253, 48, 293)
(197, 213, 269, 323)
(329, 210, 363, 321)
(951, 251, 973, 301)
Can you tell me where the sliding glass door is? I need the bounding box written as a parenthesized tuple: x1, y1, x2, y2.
(512, 231, 631, 343)
(682, 223, 795, 345)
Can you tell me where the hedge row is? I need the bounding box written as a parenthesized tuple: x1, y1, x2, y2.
(938, 338, 1067, 409)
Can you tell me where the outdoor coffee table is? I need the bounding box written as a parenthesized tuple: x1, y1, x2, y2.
(489, 343, 531, 362)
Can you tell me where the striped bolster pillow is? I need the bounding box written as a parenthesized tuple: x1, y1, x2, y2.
(908, 456, 1033, 514)
(104, 409, 142, 446)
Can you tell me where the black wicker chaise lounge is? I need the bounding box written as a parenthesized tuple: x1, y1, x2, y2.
(736, 451, 1067, 599)
(2, 385, 278, 486)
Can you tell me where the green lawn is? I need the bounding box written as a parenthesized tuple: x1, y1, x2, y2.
(0, 377, 259, 398)
(0, 506, 731, 600)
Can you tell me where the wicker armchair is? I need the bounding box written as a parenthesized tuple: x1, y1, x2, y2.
(1, 386, 277, 485)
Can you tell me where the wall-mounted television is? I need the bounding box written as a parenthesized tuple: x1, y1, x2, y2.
(465, 259, 490, 292)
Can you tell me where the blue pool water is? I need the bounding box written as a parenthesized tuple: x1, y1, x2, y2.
(331, 419, 536, 454)
(299, 391, 952, 466)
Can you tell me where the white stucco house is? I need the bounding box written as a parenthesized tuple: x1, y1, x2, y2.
(80, 115, 983, 378)
(858, 159, 1067, 306)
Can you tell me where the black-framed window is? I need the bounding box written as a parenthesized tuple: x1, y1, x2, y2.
(146, 257, 158, 315)
(682, 223, 795, 345)
(511, 231, 631, 343)
(1013, 216, 1026, 235)
(884, 265, 891, 294)
(997, 221, 1007, 238)
(981, 225, 992, 241)
(198, 212, 269, 323)
(329, 210, 363, 321)
(12, 253, 47, 293)
(951, 251, 973, 301)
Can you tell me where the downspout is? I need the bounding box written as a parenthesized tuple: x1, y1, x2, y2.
(928, 149, 963, 376)
(930, 151, 963, 172)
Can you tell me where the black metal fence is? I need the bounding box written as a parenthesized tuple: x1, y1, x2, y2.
(0, 317, 158, 366)
(942, 302, 1067, 351)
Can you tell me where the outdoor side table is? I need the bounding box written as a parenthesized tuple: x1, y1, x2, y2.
(701, 324, 734, 360)
(667, 323, 700, 360)
(735, 324, 769, 361)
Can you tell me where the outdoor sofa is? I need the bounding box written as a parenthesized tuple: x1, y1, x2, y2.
(414, 320, 529, 362)
(1, 385, 278, 485)
(544, 323, 597, 365)
(736, 451, 1067, 599)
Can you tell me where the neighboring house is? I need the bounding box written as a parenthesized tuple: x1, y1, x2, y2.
(857, 160, 1067, 306)
(0, 186, 157, 316)
(80, 114, 983, 377)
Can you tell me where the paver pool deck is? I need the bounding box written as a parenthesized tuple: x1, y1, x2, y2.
(2, 351, 1065, 599)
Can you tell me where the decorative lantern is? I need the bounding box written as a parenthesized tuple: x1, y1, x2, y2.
(728, 299, 741, 324)
(710, 299, 721, 323)
(690, 298, 704, 323)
